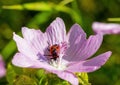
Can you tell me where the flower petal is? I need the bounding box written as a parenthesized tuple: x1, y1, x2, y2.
(64, 24, 103, 61)
(51, 70, 79, 85)
(13, 33, 38, 60)
(66, 51, 112, 72)
(12, 53, 56, 70)
(22, 27, 48, 54)
(92, 22, 120, 35)
(22, 27, 43, 41)
(63, 24, 86, 61)
(12, 53, 34, 67)
(75, 33, 103, 61)
(46, 17, 66, 45)
(0, 56, 6, 78)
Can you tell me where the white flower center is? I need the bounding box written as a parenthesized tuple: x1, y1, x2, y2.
(48, 42, 68, 70)
(49, 54, 66, 70)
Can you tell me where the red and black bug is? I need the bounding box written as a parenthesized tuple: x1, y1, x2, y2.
(48, 44, 60, 60)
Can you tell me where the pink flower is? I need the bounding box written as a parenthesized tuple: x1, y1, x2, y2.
(12, 17, 112, 85)
(92, 22, 120, 35)
(0, 56, 6, 78)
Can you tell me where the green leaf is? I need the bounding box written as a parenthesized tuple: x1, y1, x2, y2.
(55, 5, 82, 24)
(59, 0, 73, 6)
(36, 69, 46, 78)
(71, 0, 82, 25)
(12, 66, 23, 75)
(27, 12, 52, 28)
(76, 72, 91, 85)
(107, 18, 120, 22)
(2, 5, 24, 10)
(1, 40, 16, 60)
(2, 2, 54, 11)
(23, 68, 38, 77)
(23, 2, 53, 11)
(2, 1, 82, 25)
(6, 63, 17, 85)
(7, 64, 39, 85)
(13, 75, 38, 85)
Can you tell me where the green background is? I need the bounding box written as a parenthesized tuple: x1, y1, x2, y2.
(0, 0, 120, 85)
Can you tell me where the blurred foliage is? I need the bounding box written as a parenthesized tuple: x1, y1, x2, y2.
(0, 0, 120, 85)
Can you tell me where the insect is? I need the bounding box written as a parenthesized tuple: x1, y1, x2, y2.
(48, 44, 60, 60)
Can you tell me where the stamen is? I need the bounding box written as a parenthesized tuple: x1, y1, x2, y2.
(46, 42, 68, 70)
(49, 59, 58, 68)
